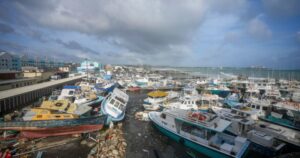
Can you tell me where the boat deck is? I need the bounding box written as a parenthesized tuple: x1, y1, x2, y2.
(166, 109, 231, 133)
(255, 120, 300, 147)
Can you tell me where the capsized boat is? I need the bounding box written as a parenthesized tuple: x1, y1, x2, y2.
(149, 109, 250, 158)
(101, 88, 129, 122)
(0, 115, 107, 138)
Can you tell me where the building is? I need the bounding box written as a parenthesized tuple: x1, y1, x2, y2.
(77, 61, 102, 74)
(0, 71, 23, 80)
(22, 67, 55, 82)
(0, 52, 67, 71)
(0, 52, 21, 71)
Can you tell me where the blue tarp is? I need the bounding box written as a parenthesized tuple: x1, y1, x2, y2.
(63, 85, 81, 89)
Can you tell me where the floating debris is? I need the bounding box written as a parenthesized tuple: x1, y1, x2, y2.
(135, 111, 150, 121)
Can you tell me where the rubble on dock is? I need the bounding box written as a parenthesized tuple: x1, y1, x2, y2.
(88, 123, 126, 158)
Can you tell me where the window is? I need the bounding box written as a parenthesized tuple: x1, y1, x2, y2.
(68, 91, 74, 95)
(110, 99, 115, 105)
(256, 106, 260, 109)
(160, 113, 166, 119)
(262, 107, 268, 111)
(114, 102, 120, 108)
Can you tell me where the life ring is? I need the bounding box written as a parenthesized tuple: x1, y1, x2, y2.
(198, 114, 206, 121)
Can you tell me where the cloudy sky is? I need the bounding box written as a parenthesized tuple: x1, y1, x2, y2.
(0, 0, 299, 69)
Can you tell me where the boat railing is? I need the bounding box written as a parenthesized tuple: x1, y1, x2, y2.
(172, 112, 218, 128)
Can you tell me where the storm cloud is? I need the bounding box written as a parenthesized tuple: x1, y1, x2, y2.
(0, 0, 299, 68)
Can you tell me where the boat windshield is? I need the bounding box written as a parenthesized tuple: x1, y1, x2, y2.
(115, 96, 126, 104)
(181, 122, 214, 140)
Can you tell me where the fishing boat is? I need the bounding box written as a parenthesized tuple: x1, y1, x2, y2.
(101, 88, 129, 122)
(57, 85, 81, 100)
(149, 109, 250, 158)
(135, 78, 148, 87)
(39, 100, 77, 114)
(166, 91, 180, 100)
(211, 104, 286, 156)
(22, 108, 78, 121)
(207, 85, 231, 98)
(292, 90, 300, 102)
(143, 90, 168, 111)
(224, 93, 240, 107)
(0, 115, 107, 138)
(247, 129, 286, 157)
(264, 88, 281, 100)
(181, 85, 199, 99)
(198, 94, 221, 111)
(94, 82, 117, 93)
(167, 96, 198, 110)
(127, 86, 141, 92)
(259, 101, 300, 130)
(211, 106, 255, 136)
(74, 92, 103, 107)
(254, 122, 300, 147)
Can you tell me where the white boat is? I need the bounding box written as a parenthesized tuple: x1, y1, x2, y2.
(292, 90, 300, 102)
(135, 77, 148, 87)
(254, 122, 300, 147)
(149, 109, 250, 158)
(180, 85, 199, 99)
(101, 88, 129, 122)
(264, 88, 281, 99)
(167, 96, 198, 110)
(211, 106, 255, 136)
(57, 86, 81, 100)
(247, 130, 286, 156)
(166, 91, 179, 100)
(143, 91, 168, 111)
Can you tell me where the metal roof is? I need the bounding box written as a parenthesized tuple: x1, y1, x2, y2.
(0, 75, 85, 100)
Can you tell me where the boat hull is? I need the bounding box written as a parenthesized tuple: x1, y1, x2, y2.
(20, 124, 104, 138)
(0, 115, 107, 131)
(210, 90, 230, 98)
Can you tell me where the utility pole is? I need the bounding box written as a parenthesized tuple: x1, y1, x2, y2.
(86, 58, 89, 82)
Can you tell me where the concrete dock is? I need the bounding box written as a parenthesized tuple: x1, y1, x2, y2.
(0, 75, 85, 116)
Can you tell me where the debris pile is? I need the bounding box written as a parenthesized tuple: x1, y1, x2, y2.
(88, 123, 127, 158)
(134, 111, 150, 121)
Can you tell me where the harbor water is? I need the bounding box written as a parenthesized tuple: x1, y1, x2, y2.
(156, 67, 300, 80)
